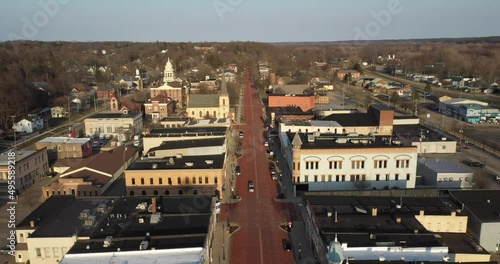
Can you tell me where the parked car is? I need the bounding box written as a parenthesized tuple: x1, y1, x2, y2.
(248, 181, 254, 192)
(235, 166, 241, 176)
(264, 141, 269, 147)
(105, 134, 112, 140)
(496, 175, 500, 181)
(282, 239, 292, 252)
(239, 131, 244, 139)
(464, 161, 485, 168)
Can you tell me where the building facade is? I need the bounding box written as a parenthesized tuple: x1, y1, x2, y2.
(144, 94, 175, 122)
(268, 94, 315, 112)
(0, 148, 49, 195)
(281, 133, 418, 191)
(125, 154, 225, 197)
(35, 137, 92, 160)
(84, 109, 143, 138)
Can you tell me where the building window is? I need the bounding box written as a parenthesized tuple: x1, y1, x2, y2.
(95, 190, 98, 196)
(185, 177, 190, 184)
(376, 174, 380, 181)
(132, 178, 136, 185)
(178, 177, 181, 184)
(305, 161, 319, 170)
(341, 175, 346, 182)
(314, 175, 318, 182)
(142, 190, 146, 195)
(329, 161, 342, 169)
(165, 190, 170, 195)
(214, 177, 218, 184)
(199, 177, 203, 184)
(83, 191, 86, 196)
(335, 175, 340, 182)
(406, 174, 411, 181)
(130, 191, 134, 196)
(168, 178, 172, 185)
(351, 160, 365, 169)
(140, 178, 145, 185)
(153, 190, 158, 195)
(205, 177, 209, 184)
(396, 160, 410, 168)
(328, 175, 332, 181)
(179, 190, 183, 195)
(385, 174, 390, 181)
(150, 178, 154, 185)
(374, 160, 387, 169)
(36, 248, 41, 257)
(395, 174, 399, 181)
(159, 178, 163, 184)
(192, 177, 196, 184)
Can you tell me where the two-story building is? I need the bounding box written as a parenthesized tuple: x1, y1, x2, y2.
(13, 117, 45, 133)
(143, 94, 175, 122)
(280, 132, 418, 191)
(125, 154, 225, 197)
(35, 137, 92, 160)
(268, 94, 315, 112)
(83, 109, 143, 140)
(337, 70, 361, 80)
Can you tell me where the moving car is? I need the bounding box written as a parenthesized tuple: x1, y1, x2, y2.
(235, 166, 241, 176)
(239, 131, 244, 139)
(248, 181, 254, 192)
(264, 141, 269, 147)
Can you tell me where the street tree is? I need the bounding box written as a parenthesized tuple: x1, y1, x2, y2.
(424, 83, 432, 93)
(390, 92, 400, 107)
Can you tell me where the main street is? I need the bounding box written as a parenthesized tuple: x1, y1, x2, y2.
(224, 69, 295, 264)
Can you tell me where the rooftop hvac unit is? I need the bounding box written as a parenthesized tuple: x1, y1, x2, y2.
(103, 236, 113, 247)
(84, 215, 96, 226)
(205, 160, 214, 165)
(138, 217, 145, 224)
(307, 135, 315, 142)
(136, 202, 147, 210)
(80, 209, 91, 218)
(139, 241, 149, 250)
(185, 162, 194, 167)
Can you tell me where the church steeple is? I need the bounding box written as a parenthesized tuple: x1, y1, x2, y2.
(220, 73, 228, 95)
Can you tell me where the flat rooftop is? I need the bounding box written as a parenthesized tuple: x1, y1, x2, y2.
(0, 150, 37, 165)
(449, 190, 500, 223)
(19, 195, 213, 241)
(148, 138, 225, 153)
(321, 112, 378, 126)
(418, 159, 471, 174)
(127, 154, 225, 170)
(393, 124, 454, 142)
(61, 248, 203, 264)
(282, 120, 342, 127)
(88, 111, 142, 119)
(268, 106, 314, 115)
(286, 132, 415, 150)
(38, 137, 90, 144)
(186, 118, 230, 126)
(146, 127, 227, 137)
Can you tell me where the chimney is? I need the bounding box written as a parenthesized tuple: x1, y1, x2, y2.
(151, 198, 157, 214)
(30, 220, 35, 228)
(372, 208, 378, 217)
(419, 210, 424, 216)
(451, 212, 456, 217)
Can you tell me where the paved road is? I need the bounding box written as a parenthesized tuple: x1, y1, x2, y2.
(226, 69, 294, 264)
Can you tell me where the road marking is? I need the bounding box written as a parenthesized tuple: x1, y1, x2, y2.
(258, 224, 264, 264)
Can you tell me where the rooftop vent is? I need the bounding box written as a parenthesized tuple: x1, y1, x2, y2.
(205, 160, 214, 165)
(103, 236, 113, 247)
(139, 241, 148, 250)
(441, 137, 447, 141)
(307, 135, 315, 142)
(136, 202, 147, 210)
(337, 138, 347, 144)
(84, 215, 96, 226)
(152, 163, 158, 169)
(80, 209, 91, 218)
(175, 153, 183, 159)
(185, 162, 194, 167)
(167, 157, 175, 165)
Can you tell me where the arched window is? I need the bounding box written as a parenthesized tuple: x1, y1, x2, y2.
(179, 190, 184, 195)
(223, 99, 226, 105)
(192, 111, 195, 116)
(142, 190, 146, 195)
(213, 111, 217, 117)
(165, 190, 170, 195)
(199, 111, 202, 117)
(153, 190, 158, 195)
(130, 191, 134, 196)
(193, 190, 198, 195)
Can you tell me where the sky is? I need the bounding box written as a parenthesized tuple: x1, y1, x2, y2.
(1, 0, 499, 42)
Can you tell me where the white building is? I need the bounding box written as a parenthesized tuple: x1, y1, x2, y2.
(163, 58, 175, 83)
(83, 109, 143, 139)
(417, 159, 473, 188)
(13, 117, 44, 133)
(281, 132, 418, 191)
(60, 248, 203, 264)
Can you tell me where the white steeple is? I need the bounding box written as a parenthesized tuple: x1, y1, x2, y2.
(163, 58, 175, 83)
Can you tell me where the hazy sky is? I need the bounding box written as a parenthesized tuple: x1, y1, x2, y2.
(1, 0, 499, 42)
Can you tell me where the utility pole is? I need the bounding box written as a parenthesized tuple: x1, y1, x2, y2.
(68, 97, 71, 124)
(11, 116, 16, 151)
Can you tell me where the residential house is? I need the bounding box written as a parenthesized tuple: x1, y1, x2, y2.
(69, 83, 94, 98)
(221, 72, 236, 83)
(337, 70, 361, 80)
(0, 148, 49, 195)
(35, 137, 92, 160)
(114, 75, 138, 89)
(227, 63, 238, 73)
(51, 106, 67, 118)
(13, 117, 44, 133)
(144, 94, 175, 122)
(43, 145, 138, 199)
(199, 78, 218, 90)
(29, 107, 52, 119)
(112, 96, 144, 113)
(96, 84, 119, 101)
